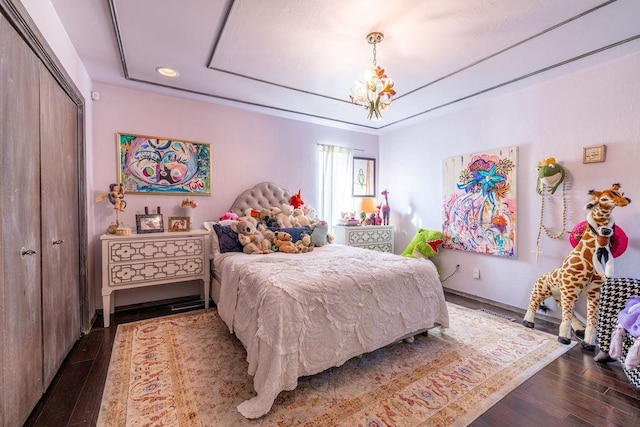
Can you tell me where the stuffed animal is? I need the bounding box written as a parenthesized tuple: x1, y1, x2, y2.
(310, 220, 331, 247)
(219, 212, 239, 221)
(277, 203, 296, 227)
(524, 183, 631, 347)
(302, 206, 319, 227)
(290, 189, 304, 209)
(257, 224, 276, 246)
(536, 157, 565, 195)
(593, 224, 615, 277)
(292, 208, 312, 227)
(273, 231, 299, 253)
(231, 219, 272, 254)
(401, 228, 445, 258)
(295, 232, 314, 253)
(258, 208, 280, 228)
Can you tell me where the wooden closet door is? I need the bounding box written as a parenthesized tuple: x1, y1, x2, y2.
(0, 14, 43, 427)
(39, 65, 81, 387)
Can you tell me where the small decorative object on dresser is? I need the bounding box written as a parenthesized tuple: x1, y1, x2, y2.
(332, 224, 394, 252)
(168, 216, 191, 232)
(135, 213, 164, 233)
(381, 189, 391, 225)
(100, 230, 210, 327)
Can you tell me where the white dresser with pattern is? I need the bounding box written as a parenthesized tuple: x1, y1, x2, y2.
(100, 230, 210, 327)
(332, 225, 394, 253)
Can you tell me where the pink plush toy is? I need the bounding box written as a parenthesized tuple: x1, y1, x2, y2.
(219, 212, 239, 221)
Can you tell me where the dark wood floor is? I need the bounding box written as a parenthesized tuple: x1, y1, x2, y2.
(25, 292, 640, 426)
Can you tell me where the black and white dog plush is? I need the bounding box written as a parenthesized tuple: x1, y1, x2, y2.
(593, 224, 614, 278)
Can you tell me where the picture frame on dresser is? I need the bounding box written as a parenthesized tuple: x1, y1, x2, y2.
(168, 216, 190, 232)
(135, 213, 164, 233)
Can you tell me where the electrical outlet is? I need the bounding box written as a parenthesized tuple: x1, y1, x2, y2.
(473, 268, 480, 279)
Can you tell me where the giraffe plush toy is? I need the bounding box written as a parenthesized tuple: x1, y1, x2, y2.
(523, 183, 631, 347)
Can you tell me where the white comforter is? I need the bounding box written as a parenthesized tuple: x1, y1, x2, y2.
(216, 244, 449, 419)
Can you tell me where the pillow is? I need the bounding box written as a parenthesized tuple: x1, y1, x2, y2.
(268, 226, 311, 243)
(213, 223, 244, 253)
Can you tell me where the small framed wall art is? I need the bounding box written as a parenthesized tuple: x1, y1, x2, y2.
(583, 145, 606, 164)
(352, 157, 376, 197)
(168, 216, 191, 232)
(135, 214, 164, 233)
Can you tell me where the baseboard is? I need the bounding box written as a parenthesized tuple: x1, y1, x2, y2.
(98, 294, 208, 314)
(443, 287, 561, 327)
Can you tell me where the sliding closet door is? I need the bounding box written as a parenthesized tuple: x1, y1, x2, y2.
(0, 13, 43, 427)
(39, 64, 81, 387)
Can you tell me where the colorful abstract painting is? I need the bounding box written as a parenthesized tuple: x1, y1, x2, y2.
(442, 146, 517, 257)
(118, 133, 211, 195)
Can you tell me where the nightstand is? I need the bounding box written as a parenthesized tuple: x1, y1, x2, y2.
(332, 225, 394, 252)
(100, 230, 210, 327)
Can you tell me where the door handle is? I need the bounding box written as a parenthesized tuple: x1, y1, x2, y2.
(21, 248, 38, 256)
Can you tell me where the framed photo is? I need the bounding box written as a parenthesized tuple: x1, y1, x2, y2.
(117, 132, 212, 195)
(168, 216, 191, 232)
(583, 145, 606, 164)
(352, 157, 376, 197)
(135, 214, 164, 233)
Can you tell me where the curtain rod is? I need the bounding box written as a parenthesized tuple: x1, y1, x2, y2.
(317, 143, 364, 152)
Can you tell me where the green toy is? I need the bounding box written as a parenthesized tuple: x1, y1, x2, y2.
(401, 228, 445, 258)
(536, 157, 565, 195)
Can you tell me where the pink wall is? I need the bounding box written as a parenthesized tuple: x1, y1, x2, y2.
(379, 51, 640, 321)
(90, 83, 378, 307)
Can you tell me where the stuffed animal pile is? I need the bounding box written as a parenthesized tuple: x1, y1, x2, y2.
(215, 189, 332, 254)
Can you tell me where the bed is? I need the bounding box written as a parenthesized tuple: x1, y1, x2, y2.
(206, 182, 449, 419)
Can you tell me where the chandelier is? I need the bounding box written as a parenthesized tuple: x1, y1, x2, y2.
(349, 32, 396, 121)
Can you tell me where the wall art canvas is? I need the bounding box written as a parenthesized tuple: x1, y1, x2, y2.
(442, 146, 517, 258)
(118, 133, 211, 195)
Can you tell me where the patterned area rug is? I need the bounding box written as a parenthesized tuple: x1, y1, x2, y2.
(98, 303, 574, 426)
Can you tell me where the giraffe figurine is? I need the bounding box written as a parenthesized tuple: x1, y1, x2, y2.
(381, 189, 390, 226)
(523, 183, 631, 347)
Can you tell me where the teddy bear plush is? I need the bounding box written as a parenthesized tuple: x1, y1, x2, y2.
(277, 203, 296, 227)
(273, 231, 299, 253)
(295, 232, 314, 253)
(292, 208, 313, 227)
(257, 223, 276, 246)
(231, 219, 272, 254)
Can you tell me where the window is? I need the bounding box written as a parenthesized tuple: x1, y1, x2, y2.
(318, 144, 353, 226)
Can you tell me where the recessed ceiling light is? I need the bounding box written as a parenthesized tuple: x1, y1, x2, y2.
(156, 67, 179, 78)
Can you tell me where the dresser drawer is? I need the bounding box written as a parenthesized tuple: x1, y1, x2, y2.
(107, 237, 203, 263)
(108, 258, 204, 286)
(345, 228, 392, 246)
(332, 225, 394, 253)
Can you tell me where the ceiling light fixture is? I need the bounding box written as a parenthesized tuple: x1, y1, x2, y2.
(349, 32, 396, 121)
(156, 67, 179, 78)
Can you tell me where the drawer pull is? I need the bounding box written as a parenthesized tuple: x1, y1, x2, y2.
(52, 239, 65, 245)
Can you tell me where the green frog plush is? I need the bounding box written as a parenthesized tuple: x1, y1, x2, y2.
(536, 157, 565, 195)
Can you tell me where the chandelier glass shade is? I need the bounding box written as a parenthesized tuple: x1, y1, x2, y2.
(349, 32, 396, 121)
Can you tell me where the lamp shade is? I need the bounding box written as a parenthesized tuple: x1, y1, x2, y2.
(358, 197, 377, 214)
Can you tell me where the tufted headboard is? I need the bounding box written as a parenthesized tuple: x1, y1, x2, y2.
(229, 182, 291, 216)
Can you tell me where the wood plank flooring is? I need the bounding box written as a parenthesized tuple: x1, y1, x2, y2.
(25, 292, 640, 426)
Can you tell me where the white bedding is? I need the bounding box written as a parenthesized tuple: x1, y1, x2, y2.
(216, 244, 449, 419)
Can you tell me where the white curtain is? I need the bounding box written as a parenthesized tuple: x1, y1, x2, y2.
(318, 144, 353, 226)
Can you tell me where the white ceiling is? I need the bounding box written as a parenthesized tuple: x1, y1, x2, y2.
(50, 0, 640, 133)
